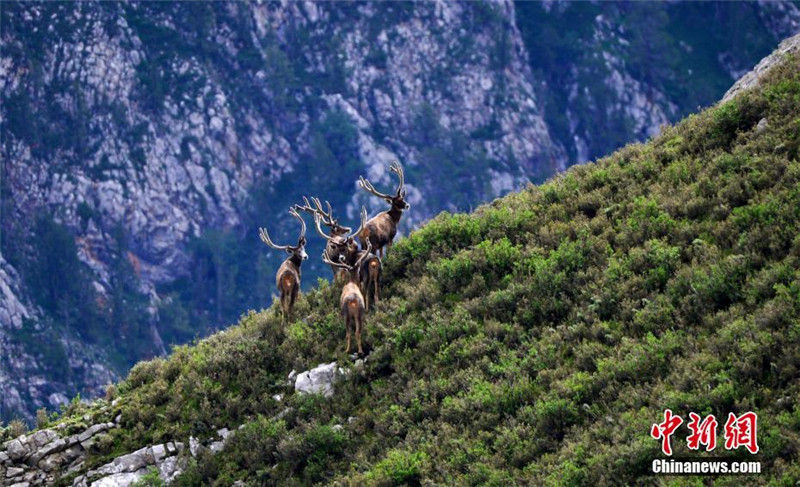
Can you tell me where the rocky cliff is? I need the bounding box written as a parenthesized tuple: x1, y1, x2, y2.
(1, 1, 798, 422)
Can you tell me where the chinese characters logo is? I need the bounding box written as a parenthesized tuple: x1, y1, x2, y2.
(651, 410, 758, 456)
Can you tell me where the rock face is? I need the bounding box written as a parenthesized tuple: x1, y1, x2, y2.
(0, 414, 233, 486)
(1, 1, 799, 422)
(514, 1, 800, 164)
(723, 32, 800, 102)
(0, 420, 116, 485)
(71, 442, 186, 487)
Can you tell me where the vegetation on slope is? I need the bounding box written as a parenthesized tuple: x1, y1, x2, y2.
(7, 55, 800, 485)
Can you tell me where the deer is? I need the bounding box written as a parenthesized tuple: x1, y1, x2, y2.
(294, 196, 353, 279)
(357, 249, 381, 310)
(258, 208, 308, 324)
(322, 240, 374, 356)
(313, 205, 367, 281)
(357, 161, 410, 258)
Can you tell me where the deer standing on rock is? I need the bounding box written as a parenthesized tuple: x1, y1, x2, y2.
(358, 161, 410, 258)
(258, 208, 308, 324)
(323, 240, 374, 355)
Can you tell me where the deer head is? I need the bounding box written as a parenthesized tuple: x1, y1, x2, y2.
(322, 239, 373, 283)
(358, 161, 410, 214)
(258, 208, 308, 263)
(314, 206, 367, 264)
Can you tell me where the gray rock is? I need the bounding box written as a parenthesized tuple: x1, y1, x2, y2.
(90, 471, 147, 487)
(157, 455, 185, 483)
(294, 362, 342, 397)
(6, 466, 25, 478)
(78, 423, 109, 442)
(6, 439, 27, 461)
(189, 437, 201, 457)
(151, 444, 166, 462)
(208, 441, 225, 454)
(29, 430, 57, 448)
(37, 453, 63, 472)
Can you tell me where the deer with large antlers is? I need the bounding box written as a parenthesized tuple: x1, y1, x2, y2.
(258, 208, 308, 324)
(295, 196, 353, 280)
(323, 240, 374, 355)
(357, 161, 410, 258)
(313, 205, 367, 280)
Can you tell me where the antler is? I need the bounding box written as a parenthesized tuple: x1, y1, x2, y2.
(259, 208, 306, 250)
(295, 196, 352, 234)
(293, 196, 322, 219)
(314, 213, 334, 241)
(322, 249, 353, 271)
(289, 207, 306, 240)
(358, 161, 405, 200)
(351, 206, 367, 239)
(258, 226, 289, 251)
(358, 176, 394, 200)
(356, 239, 373, 268)
(316, 206, 367, 241)
(389, 160, 404, 195)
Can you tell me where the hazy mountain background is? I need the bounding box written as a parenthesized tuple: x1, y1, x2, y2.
(0, 0, 798, 421)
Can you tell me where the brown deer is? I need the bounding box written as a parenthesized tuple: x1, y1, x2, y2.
(258, 208, 308, 324)
(295, 196, 353, 279)
(322, 240, 374, 355)
(313, 206, 366, 280)
(357, 161, 410, 257)
(358, 250, 381, 310)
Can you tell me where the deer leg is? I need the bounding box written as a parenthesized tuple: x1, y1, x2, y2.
(289, 286, 298, 323)
(344, 314, 352, 354)
(280, 292, 287, 325)
(374, 276, 379, 305)
(356, 310, 363, 355)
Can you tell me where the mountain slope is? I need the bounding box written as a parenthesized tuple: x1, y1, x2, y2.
(3, 39, 800, 485)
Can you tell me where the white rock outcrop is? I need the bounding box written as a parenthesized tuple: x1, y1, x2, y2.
(294, 362, 344, 398)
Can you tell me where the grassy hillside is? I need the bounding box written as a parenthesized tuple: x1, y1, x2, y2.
(8, 55, 800, 485)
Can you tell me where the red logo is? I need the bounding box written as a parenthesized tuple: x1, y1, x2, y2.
(651, 409, 683, 456)
(686, 413, 718, 451)
(724, 412, 759, 454)
(651, 410, 758, 456)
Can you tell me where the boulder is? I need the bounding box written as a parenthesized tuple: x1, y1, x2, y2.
(294, 362, 342, 397)
(6, 439, 27, 461)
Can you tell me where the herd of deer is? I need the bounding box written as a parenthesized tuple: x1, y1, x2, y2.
(258, 161, 410, 355)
